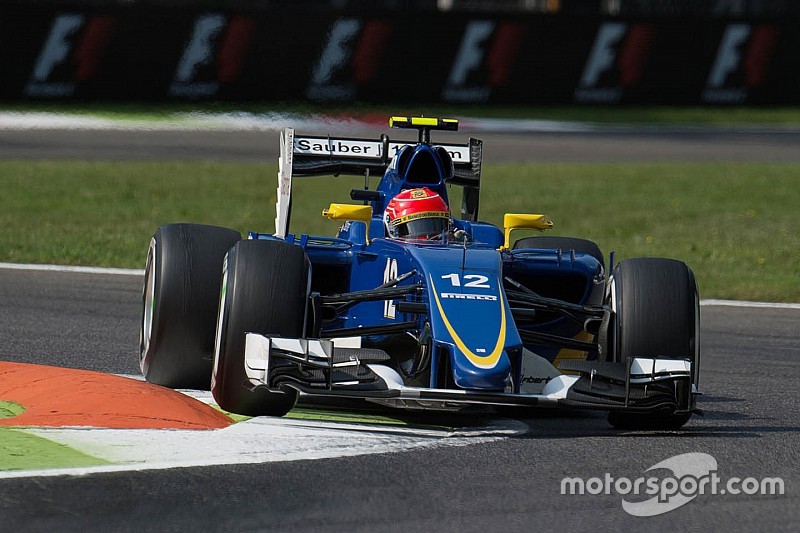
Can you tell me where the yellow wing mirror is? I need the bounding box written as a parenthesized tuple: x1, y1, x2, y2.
(322, 203, 373, 225)
(503, 213, 554, 249)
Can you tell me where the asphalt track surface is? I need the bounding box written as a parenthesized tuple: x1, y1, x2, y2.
(1, 127, 799, 531)
(3, 125, 800, 162)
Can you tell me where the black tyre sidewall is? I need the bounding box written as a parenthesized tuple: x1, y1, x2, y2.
(212, 240, 309, 417)
(613, 258, 698, 366)
(140, 223, 240, 389)
(607, 258, 699, 429)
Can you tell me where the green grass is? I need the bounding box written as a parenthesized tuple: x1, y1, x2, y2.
(478, 163, 800, 301)
(0, 161, 274, 268)
(1, 160, 797, 302)
(0, 428, 110, 471)
(4, 101, 800, 125)
(0, 401, 25, 420)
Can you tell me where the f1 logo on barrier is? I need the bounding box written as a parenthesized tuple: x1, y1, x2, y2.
(170, 13, 256, 98)
(575, 21, 655, 104)
(306, 17, 394, 101)
(703, 24, 780, 104)
(26, 13, 116, 98)
(442, 20, 524, 103)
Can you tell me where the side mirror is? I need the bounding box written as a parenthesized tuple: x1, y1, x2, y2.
(502, 213, 553, 249)
(350, 189, 382, 202)
(322, 203, 373, 225)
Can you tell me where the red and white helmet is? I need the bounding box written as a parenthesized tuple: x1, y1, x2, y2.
(384, 188, 450, 240)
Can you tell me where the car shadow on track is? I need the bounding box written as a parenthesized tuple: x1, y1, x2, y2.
(296, 395, 800, 440)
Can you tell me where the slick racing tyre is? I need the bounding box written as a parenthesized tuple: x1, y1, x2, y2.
(606, 258, 699, 430)
(211, 239, 309, 417)
(513, 236, 604, 268)
(140, 224, 241, 389)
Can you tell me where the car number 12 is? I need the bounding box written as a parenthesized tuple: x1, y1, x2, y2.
(441, 273, 490, 288)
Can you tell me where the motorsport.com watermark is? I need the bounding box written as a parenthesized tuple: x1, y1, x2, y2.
(561, 453, 785, 516)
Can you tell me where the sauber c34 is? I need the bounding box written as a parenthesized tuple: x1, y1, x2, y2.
(140, 116, 701, 430)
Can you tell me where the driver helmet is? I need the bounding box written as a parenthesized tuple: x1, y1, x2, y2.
(384, 187, 450, 240)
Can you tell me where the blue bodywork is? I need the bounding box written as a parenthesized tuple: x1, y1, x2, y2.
(252, 136, 604, 392)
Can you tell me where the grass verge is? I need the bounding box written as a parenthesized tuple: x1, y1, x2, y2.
(0, 401, 25, 419)
(0, 428, 110, 471)
(1, 160, 797, 302)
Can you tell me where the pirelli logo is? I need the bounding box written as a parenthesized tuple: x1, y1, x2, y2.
(441, 293, 498, 301)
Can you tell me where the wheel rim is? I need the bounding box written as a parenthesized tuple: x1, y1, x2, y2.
(608, 273, 619, 361)
(211, 254, 228, 391)
(140, 238, 157, 367)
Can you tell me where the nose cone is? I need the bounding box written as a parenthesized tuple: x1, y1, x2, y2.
(430, 278, 513, 390)
(413, 245, 520, 391)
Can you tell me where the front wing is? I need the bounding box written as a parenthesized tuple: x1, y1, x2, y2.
(243, 334, 698, 416)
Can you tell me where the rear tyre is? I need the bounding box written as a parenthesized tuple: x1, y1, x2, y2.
(513, 236, 604, 268)
(211, 240, 309, 417)
(140, 224, 241, 389)
(606, 258, 699, 430)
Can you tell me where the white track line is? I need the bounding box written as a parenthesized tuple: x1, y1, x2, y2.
(0, 262, 142, 276)
(700, 299, 800, 309)
(3, 111, 799, 135)
(0, 112, 384, 133)
(1, 418, 526, 480)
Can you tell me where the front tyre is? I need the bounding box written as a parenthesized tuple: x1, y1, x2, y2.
(606, 258, 699, 430)
(140, 223, 240, 389)
(211, 240, 309, 417)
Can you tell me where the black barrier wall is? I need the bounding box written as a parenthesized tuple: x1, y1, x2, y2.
(1, 5, 797, 104)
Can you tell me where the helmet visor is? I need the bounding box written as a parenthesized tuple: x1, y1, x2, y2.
(395, 217, 450, 239)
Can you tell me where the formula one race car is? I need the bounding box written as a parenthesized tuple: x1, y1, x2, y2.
(140, 116, 701, 429)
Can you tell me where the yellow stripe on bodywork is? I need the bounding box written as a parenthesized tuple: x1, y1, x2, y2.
(430, 276, 506, 369)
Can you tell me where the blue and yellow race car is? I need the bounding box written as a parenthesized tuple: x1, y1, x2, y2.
(140, 116, 701, 430)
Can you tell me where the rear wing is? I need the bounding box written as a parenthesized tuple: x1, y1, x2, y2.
(275, 128, 482, 237)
